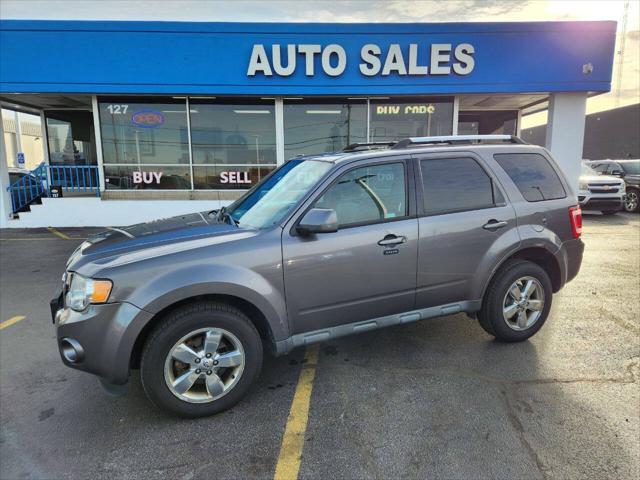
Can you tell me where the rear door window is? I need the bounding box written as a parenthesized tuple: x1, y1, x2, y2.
(419, 157, 498, 215)
(494, 153, 566, 202)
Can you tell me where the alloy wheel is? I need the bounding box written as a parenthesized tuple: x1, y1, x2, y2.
(625, 191, 638, 212)
(163, 327, 245, 403)
(502, 276, 545, 331)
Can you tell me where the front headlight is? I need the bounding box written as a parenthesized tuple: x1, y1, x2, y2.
(65, 273, 113, 312)
(579, 180, 589, 190)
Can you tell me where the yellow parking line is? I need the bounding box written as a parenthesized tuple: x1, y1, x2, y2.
(0, 237, 66, 241)
(47, 227, 71, 240)
(0, 316, 26, 330)
(274, 344, 320, 480)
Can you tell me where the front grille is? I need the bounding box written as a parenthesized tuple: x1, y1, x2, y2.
(588, 183, 620, 194)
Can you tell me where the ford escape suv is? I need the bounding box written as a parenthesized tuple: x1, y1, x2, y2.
(51, 135, 584, 417)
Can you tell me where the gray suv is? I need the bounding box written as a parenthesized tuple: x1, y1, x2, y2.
(51, 135, 584, 417)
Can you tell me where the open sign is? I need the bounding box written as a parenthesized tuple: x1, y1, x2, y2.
(131, 110, 165, 128)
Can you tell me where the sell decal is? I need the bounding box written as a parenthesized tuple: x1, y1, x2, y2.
(131, 110, 165, 128)
(220, 171, 252, 184)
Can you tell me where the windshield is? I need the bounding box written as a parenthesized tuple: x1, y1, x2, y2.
(621, 161, 640, 175)
(227, 160, 333, 229)
(581, 163, 598, 175)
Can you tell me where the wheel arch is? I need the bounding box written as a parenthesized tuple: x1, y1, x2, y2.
(483, 246, 563, 300)
(130, 293, 276, 370)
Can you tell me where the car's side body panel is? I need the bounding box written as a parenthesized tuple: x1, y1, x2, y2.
(281, 155, 419, 334)
(412, 150, 521, 307)
(79, 228, 290, 342)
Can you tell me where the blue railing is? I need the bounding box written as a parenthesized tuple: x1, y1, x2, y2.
(48, 165, 101, 196)
(6, 163, 100, 214)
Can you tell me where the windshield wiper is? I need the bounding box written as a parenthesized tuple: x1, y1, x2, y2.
(215, 206, 239, 226)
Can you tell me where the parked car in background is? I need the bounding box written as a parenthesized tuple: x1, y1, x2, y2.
(586, 159, 640, 213)
(578, 163, 625, 215)
(7, 167, 46, 213)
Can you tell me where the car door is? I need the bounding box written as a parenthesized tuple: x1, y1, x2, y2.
(282, 157, 419, 334)
(413, 152, 519, 308)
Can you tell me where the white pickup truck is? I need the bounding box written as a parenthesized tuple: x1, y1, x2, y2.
(578, 163, 626, 215)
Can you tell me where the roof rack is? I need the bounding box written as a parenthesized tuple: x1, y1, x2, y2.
(392, 135, 526, 149)
(342, 141, 396, 152)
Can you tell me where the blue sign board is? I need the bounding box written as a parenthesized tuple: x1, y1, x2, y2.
(0, 20, 616, 95)
(17, 152, 25, 165)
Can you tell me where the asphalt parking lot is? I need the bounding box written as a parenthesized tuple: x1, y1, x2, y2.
(1, 213, 638, 480)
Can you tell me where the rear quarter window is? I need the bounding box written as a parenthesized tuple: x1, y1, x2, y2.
(494, 153, 566, 202)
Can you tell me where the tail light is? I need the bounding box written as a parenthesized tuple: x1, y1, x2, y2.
(569, 205, 582, 238)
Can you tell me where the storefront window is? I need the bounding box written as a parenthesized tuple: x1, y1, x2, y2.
(46, 110, 96, 166)
(99, 97, 190, 189)
(458, 110, 518, 135)
(284, 98, 367, 159)
(369, 97, 453, 141)
(96, 95, 456, 191)
(190, 98, 276, 190)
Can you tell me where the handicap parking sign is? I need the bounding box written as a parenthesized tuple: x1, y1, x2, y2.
(17, 152, 25, 166)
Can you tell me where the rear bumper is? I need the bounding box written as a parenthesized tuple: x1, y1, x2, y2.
(556, 238, 585, 289)
(54, 301, 153, 385)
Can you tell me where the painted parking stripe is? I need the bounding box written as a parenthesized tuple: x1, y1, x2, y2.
(0, 316, 26, 330)
(273, 344, 320, 480)
(47, 227, 72, 240)
(0, 237, 70, 241)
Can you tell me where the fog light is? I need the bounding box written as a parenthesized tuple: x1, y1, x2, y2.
(60, 338, 84, 363)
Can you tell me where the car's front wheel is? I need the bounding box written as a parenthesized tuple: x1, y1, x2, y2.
(478, 260, 552, 342)
(625, 188, 639, 213)
(140, 301, 263, 417)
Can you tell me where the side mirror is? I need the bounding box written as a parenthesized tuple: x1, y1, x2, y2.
(611, 169, 624, 177)
(296, 208, 338, 235)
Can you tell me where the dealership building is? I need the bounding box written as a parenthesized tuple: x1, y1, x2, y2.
(0, 20, 616, 228)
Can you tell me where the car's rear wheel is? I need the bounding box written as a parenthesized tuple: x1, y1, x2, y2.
(478, 260, 552, 342)
(625, 188, 639, 213)
(140, 301, 262, 418)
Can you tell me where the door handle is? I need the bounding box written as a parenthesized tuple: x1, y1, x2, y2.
(483, 219, 508, 231)
(378, 234, 407, 246)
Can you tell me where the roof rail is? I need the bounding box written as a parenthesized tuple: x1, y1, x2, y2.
(342, 141, 396, 152)
(392, 135, 526, 149)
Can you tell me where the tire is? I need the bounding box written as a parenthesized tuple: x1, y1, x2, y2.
(478, 260, 553, 342)
(625, 188, 639, 213)
(140, 301, 263, 418)
(601, 210, 619, 216)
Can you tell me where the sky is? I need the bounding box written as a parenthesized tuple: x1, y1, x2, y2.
(1, 0, 638, 128)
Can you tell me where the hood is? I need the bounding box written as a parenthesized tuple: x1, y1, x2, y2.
(66, 211, 253, 271)
(580, 173, 623, 184)
(623, 174, 640, 185)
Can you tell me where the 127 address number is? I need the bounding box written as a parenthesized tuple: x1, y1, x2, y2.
(106, 104, 129, 114)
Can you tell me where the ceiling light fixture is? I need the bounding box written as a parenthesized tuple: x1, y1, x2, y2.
(306, 110, 342, 114)
(233, 109, 271, 114)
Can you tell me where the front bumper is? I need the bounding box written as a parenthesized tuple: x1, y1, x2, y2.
(578, 192, 625, 211)
(53, 298, 153, 385)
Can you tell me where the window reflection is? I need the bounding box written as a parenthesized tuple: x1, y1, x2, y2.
(99, 98, 189, 166)
(458, 110, 518, 135)
(190, 98, 276, 190)
(190, 100, 276, 166)
(46, 110, 96, 166)
(369, 97, 453, 141)
(284, 98, 367, 158)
